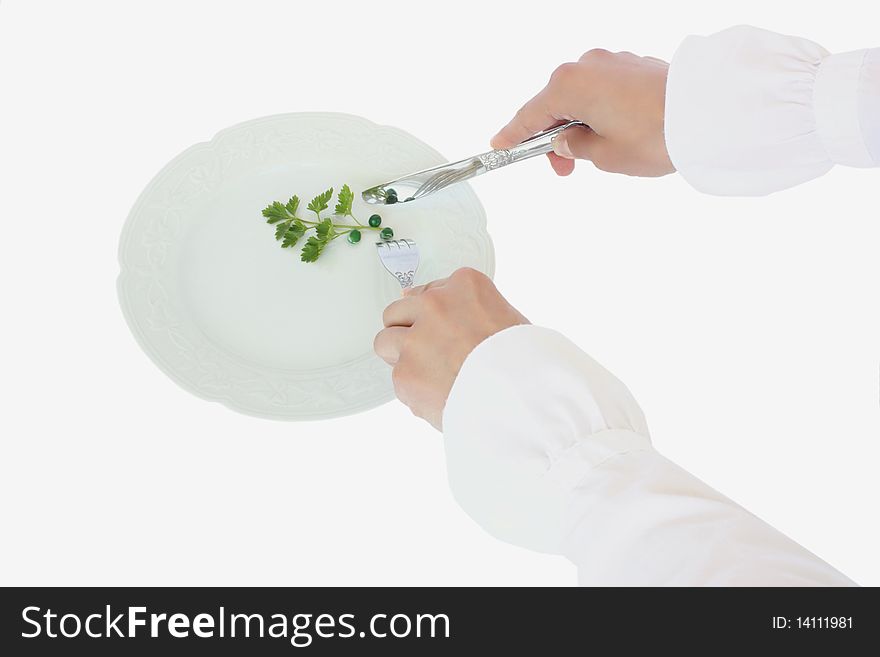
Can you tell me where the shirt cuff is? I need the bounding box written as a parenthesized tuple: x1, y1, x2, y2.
(862, 49, 880, 165)
(664, 25, 880, 195)
(442, 325, 651, 553)
(814, 49, 876, 167)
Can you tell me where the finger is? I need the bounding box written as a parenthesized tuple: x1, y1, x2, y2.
(642, 55, 668, 66)
(382, 295, 421, 327)
(552, 126, 608, 165)
(547, 152, 575, 176)
(491, 87, 568, 150)
(373, 326, 408, 365)
(403, 277, 448, 297)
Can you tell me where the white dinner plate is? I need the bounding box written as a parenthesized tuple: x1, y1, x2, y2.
(118, 113, 494, 420)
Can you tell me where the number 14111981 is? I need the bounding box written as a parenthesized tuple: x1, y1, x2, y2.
(773, 617, 853, 629)
(799, 617, 852, 629)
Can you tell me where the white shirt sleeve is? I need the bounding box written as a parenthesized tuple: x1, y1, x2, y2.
(665, 25, 880, 195)
(442, 325, 855, 586)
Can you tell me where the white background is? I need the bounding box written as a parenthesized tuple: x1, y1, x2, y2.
(1, 0, 878, 586)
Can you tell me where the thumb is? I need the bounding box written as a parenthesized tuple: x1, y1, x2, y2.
(553, 126, 606, 162)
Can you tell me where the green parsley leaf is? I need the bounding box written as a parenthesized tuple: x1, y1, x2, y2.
(315, 217, 334, 240)
(300, 236, 327, 262)
(282, 224, 306, 248)
(262, 201, 290, 224)
(334, 184, 354, 216)
(307, 187, 333, 217)
(285, 195, 300, 216)
(277, 221, 306, 247)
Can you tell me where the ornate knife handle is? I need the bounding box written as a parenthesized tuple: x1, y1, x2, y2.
(477, 120, 588, 171)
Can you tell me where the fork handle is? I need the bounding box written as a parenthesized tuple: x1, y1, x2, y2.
(477, 120, 588, 171)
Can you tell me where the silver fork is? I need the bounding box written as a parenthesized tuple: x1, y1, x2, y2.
(376, 239, 419, 290)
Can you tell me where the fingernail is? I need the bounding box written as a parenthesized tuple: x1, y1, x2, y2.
(553, 135, 573, 159)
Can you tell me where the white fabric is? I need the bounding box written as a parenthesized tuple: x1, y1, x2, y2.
(814, 48, 874, 167)
(443, 325, 855, 586)
(860, 49, 880, 165)
(440, 25, 873, 585)
(665, 25, 880, 195)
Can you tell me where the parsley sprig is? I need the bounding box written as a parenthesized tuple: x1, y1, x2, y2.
(261, 184, 387, 262)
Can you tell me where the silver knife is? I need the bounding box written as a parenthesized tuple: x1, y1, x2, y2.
(361, 120, 587, 205)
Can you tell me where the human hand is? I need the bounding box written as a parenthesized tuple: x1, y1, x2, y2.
(492, 49, 674, 177)
(374, 268, 529, 430)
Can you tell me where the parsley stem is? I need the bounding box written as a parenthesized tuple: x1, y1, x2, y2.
(336, 224, 380, 231)
(296, 217, 378, 231)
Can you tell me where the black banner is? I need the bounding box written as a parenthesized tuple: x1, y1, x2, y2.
(0, 587, 874, 654)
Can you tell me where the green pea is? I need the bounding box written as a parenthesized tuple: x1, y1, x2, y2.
(347, 229, 361, 244)
(368, 214, 382, 227)
(380, 227, 394, 240)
